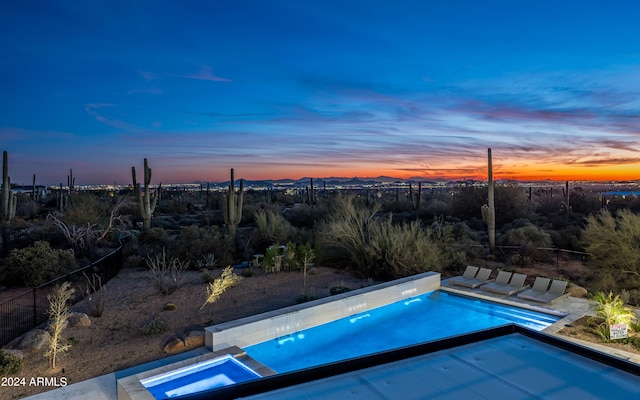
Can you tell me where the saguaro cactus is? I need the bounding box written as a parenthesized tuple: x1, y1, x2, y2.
(561, 180, 572, 213)
(223, 168, 244, 238)
(132, 158, 161, 231)
(1, 151, 17, 254)
(481, 148, 496, 254)
(67, 168, 75, 193)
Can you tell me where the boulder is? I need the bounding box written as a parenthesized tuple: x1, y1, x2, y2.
(568, 285, 588, 298)
(68, 312, 91, 328)
(46, 319, 69, 335)
(163, 337, 185, 353)
(183, 331, 205, 348)
(17, 329, 51, 351)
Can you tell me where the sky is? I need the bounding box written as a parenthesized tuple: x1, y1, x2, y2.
(1, 1, 639, 185)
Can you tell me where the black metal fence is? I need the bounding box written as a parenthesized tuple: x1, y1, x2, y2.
(0, 246, 123, 347)
(456, 244, 590, 272)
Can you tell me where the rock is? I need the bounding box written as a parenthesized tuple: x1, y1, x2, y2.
(183, 331, 205, 348)
(568, 285, 588, 298)
(68, 312, 91, 328)
(46, 319, 69, 335)
(17, 329, 51, 351)
(163, 337, 185, 353)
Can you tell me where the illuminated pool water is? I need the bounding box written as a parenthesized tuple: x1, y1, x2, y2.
(141, 355, 261, 399)
(245, 290, 561, 373)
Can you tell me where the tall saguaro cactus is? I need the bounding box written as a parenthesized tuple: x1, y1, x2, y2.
(223, 168, 244, 238)
(132, 158, 161, 231)
(561, 180, 572, 213)
(481, 148, 496, 254)
(1, 150, 17, 254)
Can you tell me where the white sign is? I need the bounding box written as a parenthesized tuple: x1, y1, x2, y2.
(609, 323, 628, 340)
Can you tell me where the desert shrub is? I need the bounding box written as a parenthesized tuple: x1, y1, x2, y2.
(63, 193, 105, 225)
(140, 317, 169, 335)
(199, 266, 243, 311)
(147, 248, 190, 295)
(201, 269, 215, 284)
(588, 291, 638, 340)
(0, 350, 23, 374)
(330, 280, 351, 295)
(368, 216, 443, 279)
(163, 302, 177, 311)
(138, 227, 170, 255)
(254, 209, 296, 245)
(83, 272, 106, 317)
(319, 195, 443, 279)
(296, 293, 317, 303)
(498, 223, 553, 264)
(318, 194, 381, 274)
(172, 225, 231, 266)
(3, 241, 77, 286)
(582, 209, 640, 283)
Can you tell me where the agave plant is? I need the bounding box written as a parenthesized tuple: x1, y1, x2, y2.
(196, 253, 218, 269)
(589, 291, 638, 340)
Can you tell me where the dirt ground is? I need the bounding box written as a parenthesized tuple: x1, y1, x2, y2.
(1, 266, 366, 399)
(558, 315, 640, 356)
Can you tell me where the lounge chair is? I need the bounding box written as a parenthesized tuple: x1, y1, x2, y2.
(448, 266, 480, 286)
(480, 271, 512, 294)
(517, 277, 552, 303)
(491, 273, 530, 296)
(451, 267, 493, 289)
(538, 280, 569, 304)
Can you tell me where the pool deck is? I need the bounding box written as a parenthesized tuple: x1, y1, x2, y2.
(18, 278, 640, 400)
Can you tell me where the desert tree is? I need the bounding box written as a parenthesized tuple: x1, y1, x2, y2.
(45, 282, 75, 370)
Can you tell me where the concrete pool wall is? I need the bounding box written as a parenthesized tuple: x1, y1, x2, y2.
(205, 271, 441, 351)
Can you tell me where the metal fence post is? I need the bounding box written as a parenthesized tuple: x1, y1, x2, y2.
(32, 288, 37, 329)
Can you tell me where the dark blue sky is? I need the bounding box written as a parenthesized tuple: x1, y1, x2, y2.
(1, 1, 639, 184)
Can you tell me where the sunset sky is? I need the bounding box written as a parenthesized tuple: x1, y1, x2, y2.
(1, 1, 639, 185)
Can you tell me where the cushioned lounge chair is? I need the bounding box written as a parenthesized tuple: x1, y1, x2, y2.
(517, 277, 552, 302)
(448, 266, 479, 286)
(480, 271, 512, 293)
(538, 280, 569, 304)
(491, 273, 530, 296)
(451, 267, 493, 289)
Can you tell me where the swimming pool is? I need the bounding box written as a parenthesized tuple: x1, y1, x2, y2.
(245, 290, 561, 373)
(140, 355, 261, 399)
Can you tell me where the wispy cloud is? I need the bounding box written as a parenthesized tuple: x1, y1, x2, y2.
(173, 65, 231, 82)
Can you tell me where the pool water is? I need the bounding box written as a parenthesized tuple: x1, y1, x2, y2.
(245, 291, 561, 373)
(141, 355, 261, 399)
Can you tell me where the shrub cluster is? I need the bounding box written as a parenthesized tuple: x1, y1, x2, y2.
(140, 317, 169, 335)
(3, 241, 77, 286)
(0, 350, 22, 375)
(319, 195, 443, 279)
